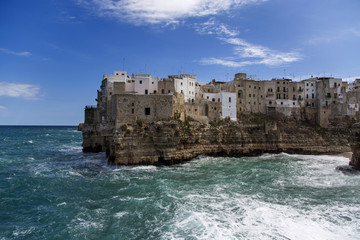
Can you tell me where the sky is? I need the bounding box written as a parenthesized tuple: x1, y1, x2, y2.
(0, 0, 359, 125)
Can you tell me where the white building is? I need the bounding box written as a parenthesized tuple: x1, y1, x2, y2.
(221, 92, 237, 121)
(202, 91, 237, 121)
(173, 74, 197, 103)
(304, 78, 317, 101)
(134, 74, 158, 95)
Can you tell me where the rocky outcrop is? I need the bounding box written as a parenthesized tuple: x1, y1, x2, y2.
(349, 122, 360, 170)
(80, 115, 352, 165)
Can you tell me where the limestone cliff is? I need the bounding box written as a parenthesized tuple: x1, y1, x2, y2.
(80, 115, 352, 165)
(350, 123, 360, 169)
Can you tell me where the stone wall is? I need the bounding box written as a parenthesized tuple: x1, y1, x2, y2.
(112, 94, 174, 125)
(104, 117, 351, 165)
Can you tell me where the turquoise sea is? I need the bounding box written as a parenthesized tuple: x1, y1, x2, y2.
(0, 126, 359, 239)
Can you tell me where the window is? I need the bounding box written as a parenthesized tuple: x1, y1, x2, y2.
(312, 93, 314, 99)
(181, 82, 183, 86)
(218, 98, 220, 102)
(152, 82, 154, 84)
(249, 94, 251, 97)
(229, 97, 231, 103)
(145, 89, 148, 95)
(140, 80, 143, 84)
(311, 83, 314, 86)
(131, 108, 134, 114)
(207, 96, 209, 99)
(161, 89, 165, 94)
(145, 108, 150, 115)
(253, 94, 255, 97)
(249, 85, 251, 88)
(254, 86, 257, 89)
(132, 103, 134, 107)
(168, 90, 171, 93)
(293, 102, 295, 105)
(212, 98, 215, 102)
(181, 90, 183, 93)
(154, 90, 157, 94)
(306, 83, 309, 86)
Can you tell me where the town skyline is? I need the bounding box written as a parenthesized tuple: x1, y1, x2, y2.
(1, 0, 359, 125)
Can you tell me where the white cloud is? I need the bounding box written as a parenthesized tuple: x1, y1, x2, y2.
(0, 48, 31, 56)
(343, 76, 360, 83)
(194, 18, 239, 37)
(308, 26, 360, 45)
(195, 18, 301, 68)
(0, 106, 7, 110)
(80, 0, 266, 25)
(0, 82, 40, 99)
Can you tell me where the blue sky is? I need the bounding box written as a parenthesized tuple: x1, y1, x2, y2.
(0, 0, 359, 125)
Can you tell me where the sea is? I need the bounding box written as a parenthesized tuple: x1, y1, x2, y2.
(0, 126, 359, 240)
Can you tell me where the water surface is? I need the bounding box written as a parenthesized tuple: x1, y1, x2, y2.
(0, 126, 359, 239)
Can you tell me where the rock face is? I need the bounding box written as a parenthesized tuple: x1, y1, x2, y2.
(80, 115, 352, 165)
(350, 123, 360, 170)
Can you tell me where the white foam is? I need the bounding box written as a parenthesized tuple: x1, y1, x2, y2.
(68, 171, 82, 177)
(114, 211, 128, 218)
(163, 188, 360, 240)
(130, 166, 157, 171)
(12, 227, 35, 237)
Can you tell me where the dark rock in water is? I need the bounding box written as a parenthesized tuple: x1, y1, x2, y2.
(336, 165, 360, 175)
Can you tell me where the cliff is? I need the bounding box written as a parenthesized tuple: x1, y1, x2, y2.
(80, 115, 352, 165)
(350, 123, 360, 169)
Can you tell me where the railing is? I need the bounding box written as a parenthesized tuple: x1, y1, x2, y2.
(85, 105, 97, 109)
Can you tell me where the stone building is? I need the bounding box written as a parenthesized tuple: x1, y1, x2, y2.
(158, 74, 197, 103)
(85, 70, 359, 130)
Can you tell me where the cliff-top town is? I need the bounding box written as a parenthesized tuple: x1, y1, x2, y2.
(85, 70, 360, 129)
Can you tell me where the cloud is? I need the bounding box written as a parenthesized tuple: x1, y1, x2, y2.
(197, 20, 301, 68)
(194, 18, 239, 37)
(79, 0, 266, 25)
(0, 48, 31, 56)
(0, 82, 40, 99)
(308, 26, 360, 45)
(343, 76, 360, 83)
(0, 106, 7, 110)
